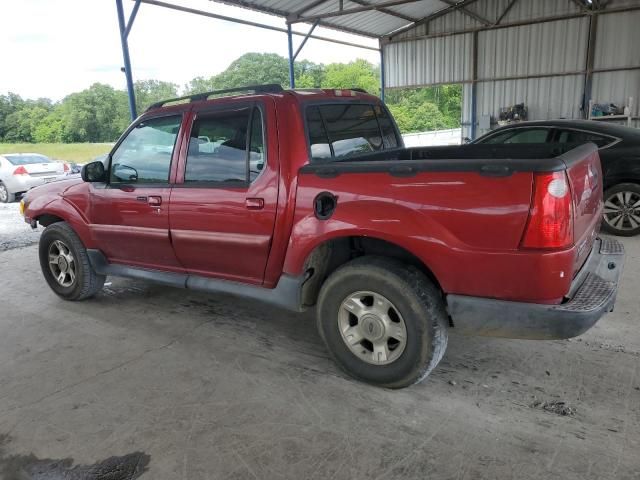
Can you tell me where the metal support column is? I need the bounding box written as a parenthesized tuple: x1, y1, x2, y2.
(379, 43, 386, 102)
(287, 23, 295, 89)
(583, 13, 598, 119)
(470, 31, 478, 140)
(116, 0, 139, 120)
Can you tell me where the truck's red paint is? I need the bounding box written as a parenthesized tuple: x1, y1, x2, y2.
(23, 89, 604, 307)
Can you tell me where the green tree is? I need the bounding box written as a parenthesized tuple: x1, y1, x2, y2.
(134, 79, 179, 113)
(57, 83, 129, 142)
(3, 99, 52, 142)
(0, 93, 25, 140)
(386, 85, 462, 133)
(323, 59, 380, 95)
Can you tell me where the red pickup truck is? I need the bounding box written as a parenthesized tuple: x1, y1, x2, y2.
(22, 85, 624, 388)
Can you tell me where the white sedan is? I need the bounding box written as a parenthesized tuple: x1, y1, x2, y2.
(0, 153, 69, 203)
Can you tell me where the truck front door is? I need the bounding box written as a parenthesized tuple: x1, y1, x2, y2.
(89, 114, 184, 270)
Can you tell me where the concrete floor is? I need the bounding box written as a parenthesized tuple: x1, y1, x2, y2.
(0, 237, 638, 480)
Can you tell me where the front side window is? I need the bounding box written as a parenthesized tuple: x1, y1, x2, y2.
(185, 107, 265, 184)
(110, 115, 181, 184)
(306, 103, 400, 161)
(555, 129, 615, 148)
(481, 128, 551, 144)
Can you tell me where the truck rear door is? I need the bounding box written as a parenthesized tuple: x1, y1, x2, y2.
(169, 100, 279, 285)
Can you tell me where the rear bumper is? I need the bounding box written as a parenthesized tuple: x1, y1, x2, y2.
(447, 237, 624, 340)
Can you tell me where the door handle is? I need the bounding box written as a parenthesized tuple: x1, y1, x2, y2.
(245, 198, 264, 210)
(148, 196, 162, 206)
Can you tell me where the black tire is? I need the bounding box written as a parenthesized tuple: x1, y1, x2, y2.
(317, 256, 448, 389)
(602, 183, 640, 237)
(0, 182, 15, 203)
(39, 222, 105, 301)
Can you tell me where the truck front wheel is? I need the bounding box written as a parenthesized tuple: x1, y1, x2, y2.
(39, 222, 106, 301)
(317, 256, 448, 388)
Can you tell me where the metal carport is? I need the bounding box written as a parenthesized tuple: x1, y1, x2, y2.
(115, 0, 640, 139)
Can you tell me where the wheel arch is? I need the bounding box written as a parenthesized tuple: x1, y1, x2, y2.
(36, 213, 65, 227)
(297, 235, 443, 309)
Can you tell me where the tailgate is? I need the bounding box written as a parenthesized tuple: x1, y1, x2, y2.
(560, 143, 603, 273)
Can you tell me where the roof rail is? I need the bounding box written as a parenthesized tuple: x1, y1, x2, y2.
(146, 84, 284, 110)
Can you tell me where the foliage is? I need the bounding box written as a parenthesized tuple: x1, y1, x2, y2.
(323, 59, 380, 95)
(386, 85, 462, 133)
(0, 53, 462, 144)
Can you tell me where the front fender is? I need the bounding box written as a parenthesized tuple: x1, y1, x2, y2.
(25, 195, 96, 249)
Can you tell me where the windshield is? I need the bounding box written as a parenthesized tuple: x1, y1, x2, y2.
(4, 154, 51, 165)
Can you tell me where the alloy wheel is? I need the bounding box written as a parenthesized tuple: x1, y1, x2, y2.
(604, 191, 640, 232)
(0, 184, 7, 203)
(337, 291, 407, 365)
(48, 240, 77, 287)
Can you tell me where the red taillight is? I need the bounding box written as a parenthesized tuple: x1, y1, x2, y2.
(13, 166, 28, 176)
(521, 171, 574, 249)
(63, 163, 69, 172)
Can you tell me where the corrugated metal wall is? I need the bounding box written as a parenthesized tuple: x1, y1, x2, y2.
(384, 0, 640, 138)
(592, 9, 640, 129)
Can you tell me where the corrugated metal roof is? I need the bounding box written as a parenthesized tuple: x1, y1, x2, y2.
(213, 0, 640, 40)
(213, 0, 463, 38)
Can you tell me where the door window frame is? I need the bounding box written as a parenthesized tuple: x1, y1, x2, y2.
(302, 99, 404, 164)
(106, 111, 186, 188)
(175, 100, 268, 189)
(477, 126, 554, 144)
(550, 127, 621, 150)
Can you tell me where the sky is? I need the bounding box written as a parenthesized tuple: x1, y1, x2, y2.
(0, 0, 380, 101)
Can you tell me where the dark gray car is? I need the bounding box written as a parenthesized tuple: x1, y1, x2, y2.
(474, 120, 640, 236)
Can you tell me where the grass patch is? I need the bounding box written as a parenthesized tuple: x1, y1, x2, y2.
(0, 143, 113, 163)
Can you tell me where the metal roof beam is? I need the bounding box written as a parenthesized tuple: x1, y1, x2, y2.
(569, 0, 588, 12)
(349, 0, 420, 23)
(439, 0, 492, 26)
(288, 0, 423, 24)
(124, 0, 142, 38)
(385, 3, 640, 42)
(293, 0, 332, 17)
(292, 20, 320, 60)
(383, 0, 479, 38)
(495, 0, 518, 25)
(140, 0, 379, 49)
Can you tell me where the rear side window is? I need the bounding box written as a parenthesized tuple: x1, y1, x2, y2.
(481, 128, 551, 144)
(555, 129, 615, 148)
(306, 104, 400, 161)
(185, 107, 265, 184)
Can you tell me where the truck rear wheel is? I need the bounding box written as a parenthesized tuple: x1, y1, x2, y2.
(316, 256, 448, 388)
(39, 222, 105, 301)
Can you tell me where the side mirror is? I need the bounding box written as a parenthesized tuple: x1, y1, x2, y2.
(463, 137, 472, 144)
(113, 164, 138, 183)
(81, 160, 106, 183)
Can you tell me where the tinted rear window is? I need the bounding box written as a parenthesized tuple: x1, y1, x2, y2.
(5, 154, 51, 165)
(306, 104, 400, 161)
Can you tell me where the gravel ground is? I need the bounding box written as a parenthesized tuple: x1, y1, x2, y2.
(0, 202, 41, 251)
